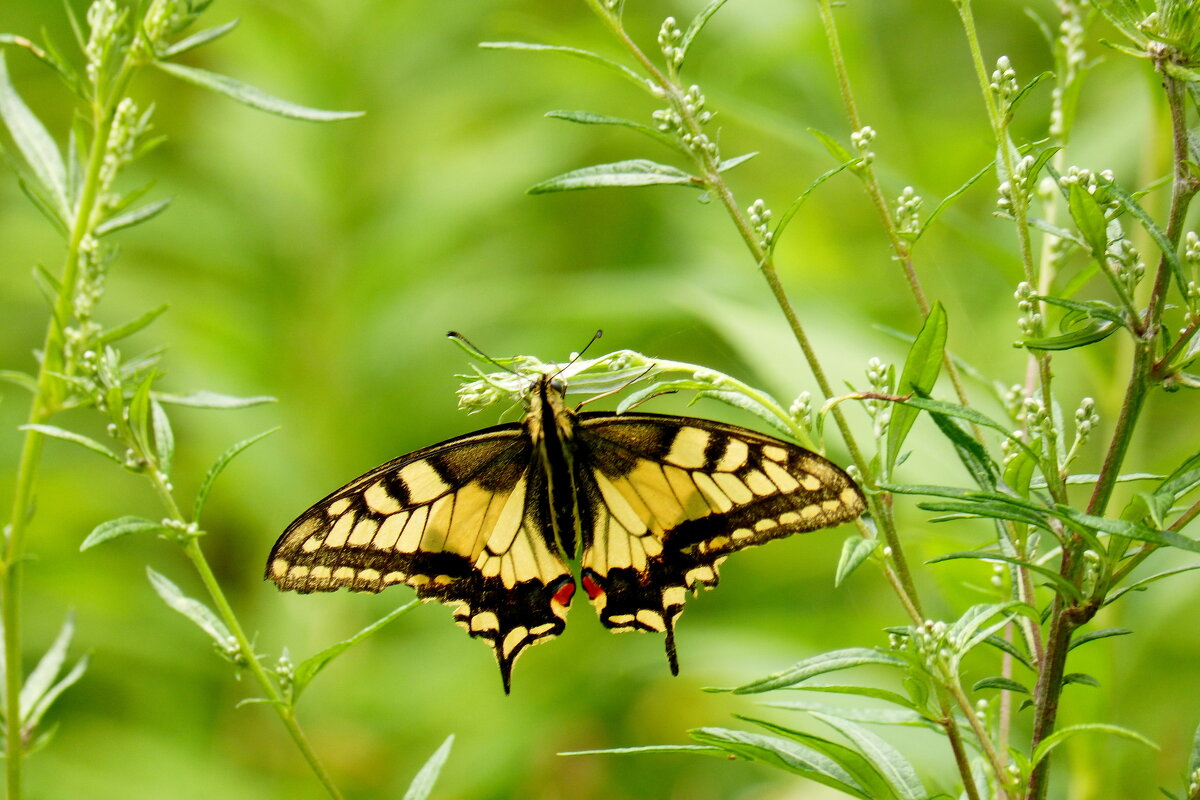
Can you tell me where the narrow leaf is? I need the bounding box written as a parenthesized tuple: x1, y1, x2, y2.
(784, 684, 927, 714)
(23, 653, 87, 731)
(972, 676, 1030, 694)
(1066, 183, 1109, 258)
(95, 304, 169, 346)
(1063, 672, 1100, 687)
(808, 127, 854, 164)
(763, 701, 928, 726)
(528, 159, 696, 193)
(731, 648, 906, 694)
(20, 424, 120, 464)
(0, 53, 67, 216)
(147, 567, 232, 646)
(153, 390, 276, 409)
(1022, 321, 1120, 351)
(544, 110, 682, 152)
(809, 712, 927, 800)
(1031, 723, 1157, 767)
(680, 0, 730, 62)
(1057, 506, 1200, 553)
(20, 613, 75, 722)
(193, 427, 279, 522)
(717, 152, 757, 172)
(835, 536, 878, 586)
(689, 727, 872, 799)
(929, 551, 1083, 601)
(479, 42, 649, 92)
(402, 734, 454, 800)
(160, 18, 240, 58)
(0, 370, 37, 393)
(1069, 628, 1131, 650)
(80, 515, 167, 551)
(1100, 176, 1189, 298)
(1105, 565, 1200, 606)
(150, 399, 174, 476)
(887, 302, 947, 472)
(293, 600, 419, 699)
(96, 196, 172, 236)
(153, 61, 362, 122)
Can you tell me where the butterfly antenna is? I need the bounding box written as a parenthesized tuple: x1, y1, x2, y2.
(574, 365, 654, 411)
(550, 329, 603, 381)
(447, 331, 518, 376)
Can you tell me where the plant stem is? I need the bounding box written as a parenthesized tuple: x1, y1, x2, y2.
(1, 54, 136, 797)
(583, 0, 930, 621)
(814, 0, 978, 422)
(143, 442, 345, 798)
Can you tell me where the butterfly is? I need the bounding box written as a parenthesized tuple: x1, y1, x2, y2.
(266, 368, 866, 693)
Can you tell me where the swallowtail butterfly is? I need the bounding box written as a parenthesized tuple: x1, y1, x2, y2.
(267, 365, 865, 692)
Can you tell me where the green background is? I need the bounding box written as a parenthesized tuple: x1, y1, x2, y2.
(1, 1, 1196, 798)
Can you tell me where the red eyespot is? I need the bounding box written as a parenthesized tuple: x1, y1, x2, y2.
(552, 580, 576, 607)
(582, 573, 604, 600)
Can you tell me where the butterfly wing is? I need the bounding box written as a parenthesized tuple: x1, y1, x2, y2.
(573, 413, 866, 672)
(266, 425, 575, 693)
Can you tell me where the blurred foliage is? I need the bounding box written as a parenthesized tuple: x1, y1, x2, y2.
(0, 0, 1197, 798)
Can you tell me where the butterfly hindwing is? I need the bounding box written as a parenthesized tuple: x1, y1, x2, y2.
(266, 425, 575, 692)
(573, 413, 866, 671)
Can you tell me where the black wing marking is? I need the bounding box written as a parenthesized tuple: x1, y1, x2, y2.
(573, 413, 865, 673)
(266, 425, 575, 693)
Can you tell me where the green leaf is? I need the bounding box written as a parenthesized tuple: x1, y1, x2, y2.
(150, 399, 174, 476)
(20, 613, 77, 724)
(1056, 506, 1200, 553)
(730, 648, 906, 694)
(95, 196, 172, 236)
(153, 390, 276, 409)
(808, 713, 926, 800)
(1069, 627, 1131, 650)
(982, 633, 1032, 669)
(292, 600, 419, 700)
(146, 567, 232, 646)
(1003, 448, 1038, 497)
(128, 371, 156, 459)
(1063, 672, 1100, 687)
(559, 744, 721, 757)
(80, 515, 168, 551)
(193, 428, 279, 523)
(153, 61, 362, 122)
(835, 536, 878, 587)
(680, 0, 730, 63)
(1158, 450, 1200, 501)
(1105, 565, 1200, 606)
(763, 701, 928, 726)
(718, 152, 757, 172)
(915, 158, 994, 241)
(159, 18, 240, 58)
(769, 160, 857, 254)
(402, 734, 454, 800)
(544, 110, 683, 153)
(688, 727, 874, 799)
(740, 717, 904, 800)
(808, 127, 854, 164)
(479, 42, 649, 92)
(928, 551, 1083, 602)
(887, 302, 947, 473)
(784, 684, 928, 713)
(0, 370, 37, 393)
(0, 52, 67, 217)
(1030, 723, 1157, 767)
(972, 676, 1030, 694)
(528, 159, 697, 193)
(1021, 321, 1120, 351)
(95, 304, 169, 346)
(19, 424, 121, 464)
(1066, 183, 1109, 259)
(948, 602, 1035, 654)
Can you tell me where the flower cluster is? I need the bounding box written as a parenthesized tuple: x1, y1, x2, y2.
(748, 199, 773, 248)
(1014, 281, 1042, 337)
(989, 55, 1019, 106)
(850, 125, 875, 166)
(895, 186, 922, 236)
(657, 16, 684, 68)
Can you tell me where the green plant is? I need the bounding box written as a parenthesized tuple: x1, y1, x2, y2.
(0, 2, 451, 798)
(482, 1, 1200, 798)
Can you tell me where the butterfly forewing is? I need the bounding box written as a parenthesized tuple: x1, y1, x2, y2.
(266, 425, 575, 692)
(573, 414, 866, 671)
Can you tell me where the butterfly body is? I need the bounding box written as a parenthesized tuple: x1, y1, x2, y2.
(267, 374, 865, 692)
